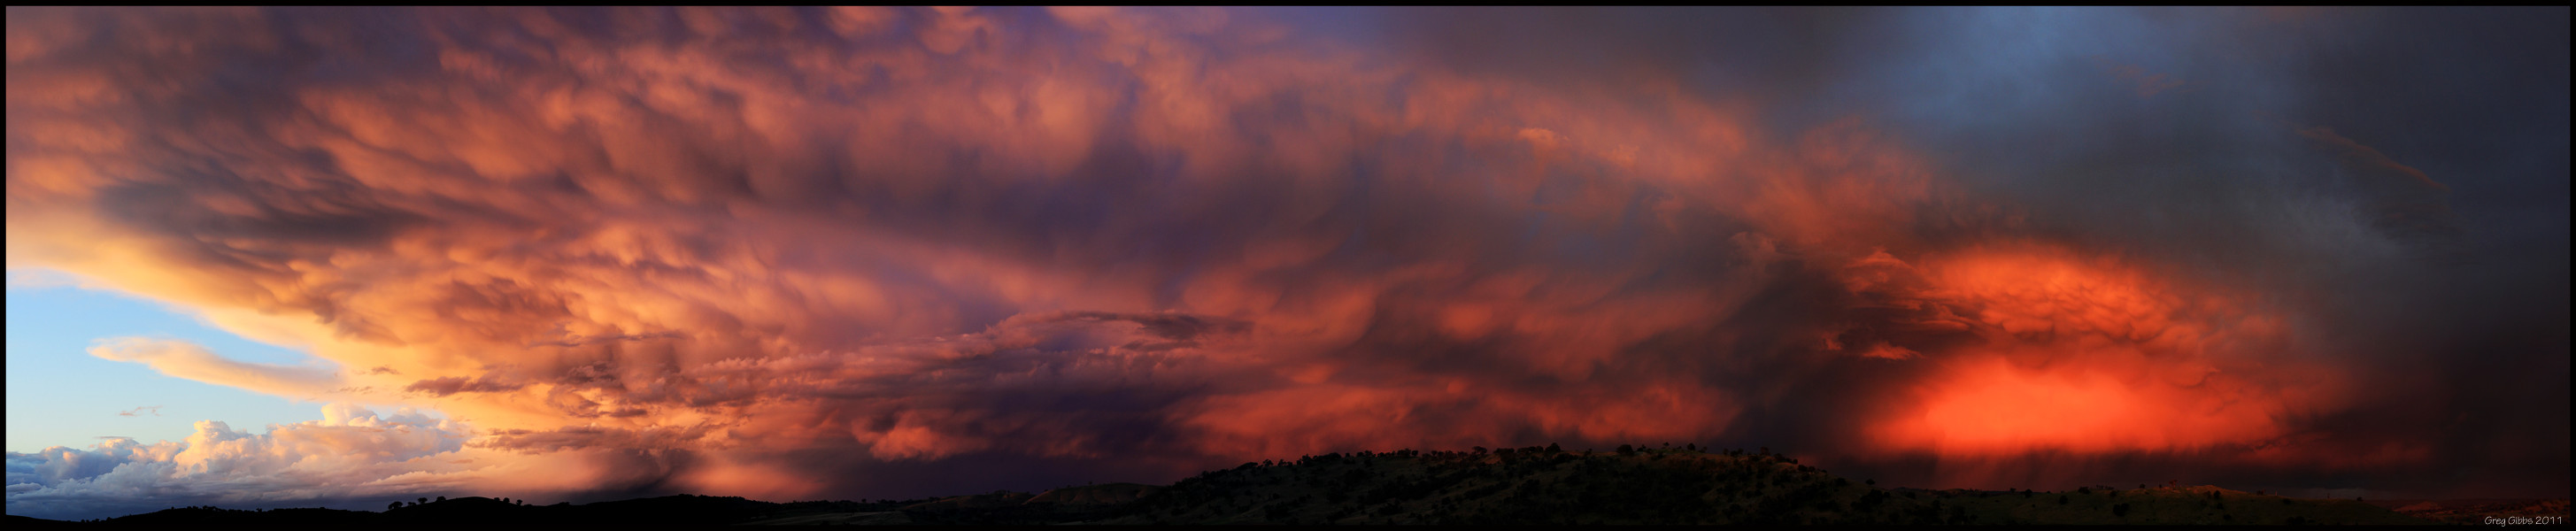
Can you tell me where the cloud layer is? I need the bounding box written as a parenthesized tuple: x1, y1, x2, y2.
(3, 404, 613, 519)
(7, 6, 2566, 519)
(86, 338, 344, 399)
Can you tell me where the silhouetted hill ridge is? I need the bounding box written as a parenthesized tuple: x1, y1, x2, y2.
(12, 445, 2493, 526)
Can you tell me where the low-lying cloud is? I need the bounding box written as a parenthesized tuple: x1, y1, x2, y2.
(1, 404, 593, 519)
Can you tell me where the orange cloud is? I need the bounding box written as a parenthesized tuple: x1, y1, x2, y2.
(1856, 243, 2347, 459)
(86, 338, 344, 399)
(8, 6, 2481, 513)
(0, 6, 2036, 504)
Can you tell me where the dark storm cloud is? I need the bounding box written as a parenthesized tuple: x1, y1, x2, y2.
(1296, 5, 2565, 497)
(1706, 6, 2565, 496)
(405, 376, 529, 397)
(4, 6, 2563, 519)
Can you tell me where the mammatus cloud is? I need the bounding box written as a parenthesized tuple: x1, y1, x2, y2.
(5, 6, 2565, 519)
(403, 376, 528, 397)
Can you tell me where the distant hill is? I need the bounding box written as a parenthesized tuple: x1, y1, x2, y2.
(14, 495, 918, 528)
(1027, 482, 1161, 506)
(1895, 483, 2426, 526)
(2370, 498, 2572, 525)
(1073, 446, 2437, 525)
(1099, 445, 1939, 525)
(14, 445, 2506, 526)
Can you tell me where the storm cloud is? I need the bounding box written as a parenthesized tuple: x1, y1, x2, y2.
(5, 6, 2564, 519)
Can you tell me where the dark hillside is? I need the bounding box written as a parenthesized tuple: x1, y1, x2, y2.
(10, 446, 2462, 526)
(1103, 445, 1946, 524)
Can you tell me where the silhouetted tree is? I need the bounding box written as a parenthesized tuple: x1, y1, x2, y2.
(1546, 442, 1561, 453)
(1616, 444, 1634, 456)
(389, 502, 402, 511)
(419, 497, 428, 504)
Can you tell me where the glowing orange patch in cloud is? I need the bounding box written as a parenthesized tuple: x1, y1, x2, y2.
(1866, 243, 2337, 458)
(1883, 355, 2288, 456)
(16, 6, 2509, 513)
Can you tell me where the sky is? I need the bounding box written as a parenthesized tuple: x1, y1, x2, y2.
(4, 6, 2568, 519)
(5, 270, 358, 453)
